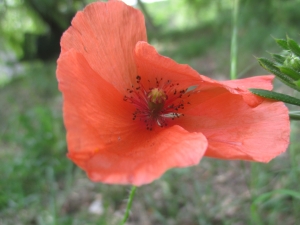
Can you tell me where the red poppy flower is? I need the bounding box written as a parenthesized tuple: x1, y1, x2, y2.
(56, 1, 290, 186)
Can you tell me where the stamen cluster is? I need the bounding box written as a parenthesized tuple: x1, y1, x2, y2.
(123, 75, 194, 130)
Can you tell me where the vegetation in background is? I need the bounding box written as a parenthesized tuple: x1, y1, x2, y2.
(1, 0, 300, 224)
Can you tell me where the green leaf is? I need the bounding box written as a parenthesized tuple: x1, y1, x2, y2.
(287, 36, 300, 57)
(257, 57, 300, 91)
(274, 38, 289, 50)
(257, 57, 294, 83)
(277, 77, 300, 91)
(250, 89, 300, 106)
(270, 53, 285, 65)
(278, 66, 300, 80)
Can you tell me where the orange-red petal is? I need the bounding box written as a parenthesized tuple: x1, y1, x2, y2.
(85, 125, 207, 186)
(219, 76, 275, 107)
(134, 41, 204, 91)
(179, 92, 290, 162)
(57, 50, 136, 163)
(57, 50, 208, 186)
(60, 1, 146, 93)
(220, 75, 274, 90)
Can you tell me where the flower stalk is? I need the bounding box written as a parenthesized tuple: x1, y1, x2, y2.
(120, 186, 137, 225)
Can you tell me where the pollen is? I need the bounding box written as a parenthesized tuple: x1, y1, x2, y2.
(147, 88, 166, 119)
(123, 75, 197, 130)
(148, 88, 166, 103)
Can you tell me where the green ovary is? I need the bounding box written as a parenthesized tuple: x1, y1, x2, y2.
(147, 88, 166, 118)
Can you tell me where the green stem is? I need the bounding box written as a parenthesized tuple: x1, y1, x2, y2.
(230, 0, 239, 80)
(120, 186, 137, 225)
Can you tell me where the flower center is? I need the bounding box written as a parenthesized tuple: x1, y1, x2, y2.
(123, 76, 196, 130)
(147, 88, 166, 118)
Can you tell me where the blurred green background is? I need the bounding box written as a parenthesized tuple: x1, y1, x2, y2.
(1, 0, 300, 224)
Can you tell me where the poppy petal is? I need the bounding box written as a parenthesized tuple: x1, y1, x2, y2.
(219, 76, 275, 107)
(57, 50, 137, 168)
(60, 1, 146, 93)
(84, 125, 208, 186)
(179, 92, 290, 162)
(220, 75, 274, 90)
(134, 41, 204, 91)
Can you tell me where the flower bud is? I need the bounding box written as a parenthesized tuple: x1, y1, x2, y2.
(284, 55, 300, 72)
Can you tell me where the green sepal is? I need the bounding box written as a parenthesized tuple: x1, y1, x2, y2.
(278, 66, 300, 80)
(287, 36, 300, 57)
(274, 38, 289, 50)
(270, 53, 285, 65)
(250, 89, 300, 106)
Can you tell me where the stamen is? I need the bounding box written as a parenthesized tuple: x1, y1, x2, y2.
(123, 75, 196, 130)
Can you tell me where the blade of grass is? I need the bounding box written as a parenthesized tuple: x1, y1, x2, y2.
(230, 0, 239, 80)
(251, 189, 300, 225)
